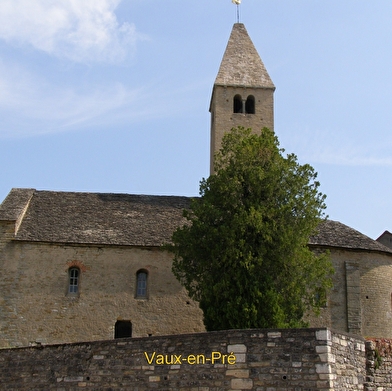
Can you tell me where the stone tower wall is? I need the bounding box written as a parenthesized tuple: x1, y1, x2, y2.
(210, 85, 274, 172)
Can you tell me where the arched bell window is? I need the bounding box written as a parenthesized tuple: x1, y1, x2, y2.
(233, 94, 243, 113)
(245, 95, 255, 114)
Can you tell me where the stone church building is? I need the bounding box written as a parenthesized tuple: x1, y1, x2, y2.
(1, 23, 392, 349)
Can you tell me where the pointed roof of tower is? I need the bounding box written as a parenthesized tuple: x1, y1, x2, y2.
(214, 23, 275, 89)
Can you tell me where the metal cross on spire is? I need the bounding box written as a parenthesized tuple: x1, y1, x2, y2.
(232, 0, 241, 23)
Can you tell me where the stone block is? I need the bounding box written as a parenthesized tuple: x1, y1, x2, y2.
(267, 332, 281, 338)
(292, 362, 302, 368)
(316, 363, 331, 374)
(225, 369, 249, 378)
(64, 376, 84, 382)
(231, 378, 253, 390)
(316, 345, 331, 354)
(316, 329, 331, 341)
(234, 353, 246, 363)
(228, 344, 247, 353)
(318, 353, 335, 363)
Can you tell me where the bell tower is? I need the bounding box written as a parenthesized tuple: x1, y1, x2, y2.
(209, 23, 275, 173)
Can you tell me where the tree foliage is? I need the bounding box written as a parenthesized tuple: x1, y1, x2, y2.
(168, 127, 333, 331)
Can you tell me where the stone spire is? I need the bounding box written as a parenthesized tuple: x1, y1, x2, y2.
(209, 23, 275, 173)
(214, 23, 275, 89)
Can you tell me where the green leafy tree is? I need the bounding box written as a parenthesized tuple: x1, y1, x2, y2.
(169, 127, 333, 331)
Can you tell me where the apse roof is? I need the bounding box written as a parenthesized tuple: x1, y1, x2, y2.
(309, 219, 392, 254)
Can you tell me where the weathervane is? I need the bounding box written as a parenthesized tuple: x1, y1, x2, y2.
(232, 0, 241, 23)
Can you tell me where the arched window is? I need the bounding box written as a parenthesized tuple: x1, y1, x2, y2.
(245, 95, 255, 114)
(136, 270, 148, 298)
(115, 320, 132, 339)
(68, 267, 79, 294)
(233, 95, 243, 113)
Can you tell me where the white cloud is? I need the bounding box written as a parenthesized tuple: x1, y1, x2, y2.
(0, 0, 143, 63)
(0, 60, 146, 137)
(0, 59, 197, 138)
(307, 149, 392, 167)
(281, 125, 392, 167)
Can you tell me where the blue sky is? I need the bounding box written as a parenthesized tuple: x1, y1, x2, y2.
(0, 0, 391, 240)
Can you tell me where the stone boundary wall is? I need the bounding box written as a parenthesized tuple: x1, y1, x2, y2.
(329, 330, 366, 389)
(365, 338, 392, 390)
(0, 328, 367, 391)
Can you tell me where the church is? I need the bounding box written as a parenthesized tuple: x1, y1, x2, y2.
(1, 23, 392, 349)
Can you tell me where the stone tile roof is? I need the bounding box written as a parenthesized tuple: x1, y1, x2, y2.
(1, 189, 391, 254)
(376, 230, 392, 249)
(214, 23, 275, 89)
(0, 188, 190, 247)
(0, 188, 35, 221)
(310, 220, 392, 254)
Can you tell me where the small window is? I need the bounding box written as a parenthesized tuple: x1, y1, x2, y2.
(68, 267, 79, 294)
(115, 320, 132, 339)
(233, 94, 243, 113)
(245, 95, 255, 114)
(136, 270, 148, 298)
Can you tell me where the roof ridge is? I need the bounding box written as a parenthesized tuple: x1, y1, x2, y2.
(32, 189, 191, 199)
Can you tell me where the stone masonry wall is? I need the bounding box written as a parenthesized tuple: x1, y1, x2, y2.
(305, 249, 392, 339)
(0, 328, 367, 391)
(330, 330, 366, 389)
(0, 236, 204, 348)
(365, 338, 392, 390)
(360, 254, 392, 338)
